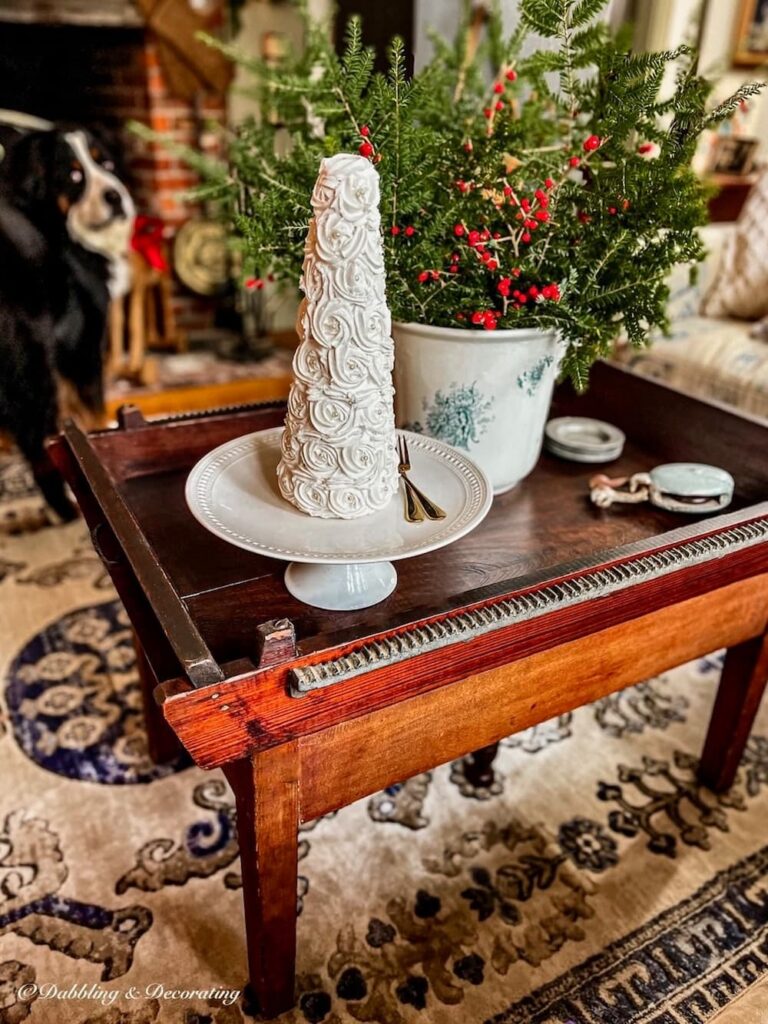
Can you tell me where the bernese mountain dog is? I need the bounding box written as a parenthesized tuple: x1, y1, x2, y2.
(0, 127, 134, 520)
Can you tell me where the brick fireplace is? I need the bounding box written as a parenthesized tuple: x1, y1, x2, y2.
(0, 1, 227, 335)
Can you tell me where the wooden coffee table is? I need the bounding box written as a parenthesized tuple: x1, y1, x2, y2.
(50, 363, 768, 1019)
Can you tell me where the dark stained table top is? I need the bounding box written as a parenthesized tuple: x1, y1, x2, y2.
(58, 362, 768, 679)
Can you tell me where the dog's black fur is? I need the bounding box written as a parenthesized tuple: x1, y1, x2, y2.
(0, 129, 127, 520)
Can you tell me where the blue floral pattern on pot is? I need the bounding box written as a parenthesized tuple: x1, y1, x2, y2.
(517, 355, 555, 397)
(421, 382, 494, 450)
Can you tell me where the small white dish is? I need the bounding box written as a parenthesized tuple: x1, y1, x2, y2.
(545, 416, 626, 463)
(545, 440, 624, 464)
(185, 428, 492, 610)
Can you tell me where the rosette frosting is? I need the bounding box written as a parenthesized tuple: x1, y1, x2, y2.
(277, 153, 399, 519)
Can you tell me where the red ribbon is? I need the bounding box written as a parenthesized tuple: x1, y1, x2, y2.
(131, 214, 169, 272)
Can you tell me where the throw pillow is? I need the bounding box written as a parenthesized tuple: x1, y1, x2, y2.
(701, 168, 768, 320)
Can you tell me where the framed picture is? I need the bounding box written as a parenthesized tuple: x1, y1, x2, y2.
(708, 135, 759, 175)
(733, 0, 768, 65)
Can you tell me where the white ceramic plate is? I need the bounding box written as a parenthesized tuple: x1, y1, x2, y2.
(185, 428, 492, 565)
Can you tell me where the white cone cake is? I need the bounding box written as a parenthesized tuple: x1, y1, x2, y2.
(277, 153, 399, 519)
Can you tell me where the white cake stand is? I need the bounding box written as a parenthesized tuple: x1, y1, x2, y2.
(185, 428, 492, 611)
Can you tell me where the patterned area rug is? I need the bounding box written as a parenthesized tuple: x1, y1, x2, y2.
(0, 457, 767, 1024)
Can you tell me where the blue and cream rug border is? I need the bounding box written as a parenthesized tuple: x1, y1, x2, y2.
(494, 844, 768, 1024)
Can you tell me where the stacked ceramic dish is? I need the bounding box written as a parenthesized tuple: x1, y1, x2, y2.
(544, 416, 626, 463)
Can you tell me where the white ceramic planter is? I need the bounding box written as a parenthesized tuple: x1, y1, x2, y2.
(392, 322, 563, 493)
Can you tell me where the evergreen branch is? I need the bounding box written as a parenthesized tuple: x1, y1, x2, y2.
(704, 81, 765, 126)
(572, 0, 608, 27)
(172, 0, 757, 388)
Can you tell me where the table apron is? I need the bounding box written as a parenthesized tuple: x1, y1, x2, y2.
(296, 574, 768, 821)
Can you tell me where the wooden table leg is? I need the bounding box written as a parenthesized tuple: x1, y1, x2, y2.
(133, 635, 185, 764)
(699, 634, 768, 792)
(463, 742, 500, 789)
(226, 743, 299, 1019)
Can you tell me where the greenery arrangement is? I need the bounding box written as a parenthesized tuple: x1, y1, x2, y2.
(181, 0, 761, 387)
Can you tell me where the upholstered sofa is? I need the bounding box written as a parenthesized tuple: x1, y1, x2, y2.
(613, 223, 768, 419)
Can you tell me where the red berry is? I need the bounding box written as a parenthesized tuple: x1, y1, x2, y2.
(512, 268, 521, 277)
(430, 270, 440, 280)
(524, 218, 537, 230)
(404, 225, 415, 236)
(483, 314, 498, 331)
(481, 251, 491, 263)
(505, 69, 517, 81)
(467, 229, 480, 246)
(608, 206, 617, 215)
(360, 125, 370, 137)
(417, 271, 429, 283)
(456, 312, 466, 320)
(503, 185, 513, 197)
(390, 225, 400, 236)
(583, 134, 601, 152)
(578, 210, 591, 224)
(454, 223, 465, 237)
(569, 156, 581, 167)
(545, 177, 555, 189)
(449, 264, 459, 273)
(483, 108, 492, 119)
(495, 101, 504, 111)
(359, 141, 374, 157)
(470, 311, 484, 325)
(245, 277, 263, 290)
(463, 140, 473, 153)
(456, 179, 469, 193)
(535, 209, 550, 222)
(493, 82, 504, 94)
(480, 228, 490, 240)
(492, 231, 501, 239)
(528, 285, 539, 298)
(487, 259, 498, 271)
(521, 197, 531, 212)
(521, 231, 532, 243)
